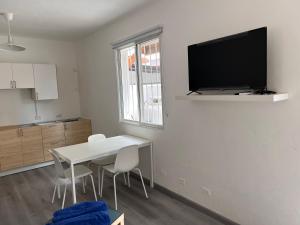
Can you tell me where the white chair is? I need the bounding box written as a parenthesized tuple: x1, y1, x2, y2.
(100, 145, 148, 210)
(88, 134, 127, 195)
(50, 150, 97, 209)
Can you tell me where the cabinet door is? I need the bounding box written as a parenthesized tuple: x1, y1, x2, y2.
(12, 63, 34, 88)
(33, 64, 58, 100)
(0, 63, 13, 89)
(0, 128, 23, 171)
(40, 123, 65, 161)
(21, 126, 44, 166)
(65, 119, 92, 145)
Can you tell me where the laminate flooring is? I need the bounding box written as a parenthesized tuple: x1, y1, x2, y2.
(0, 165, 225, 225)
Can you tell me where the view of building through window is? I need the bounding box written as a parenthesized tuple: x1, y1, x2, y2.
(139, 38, 162, 125)
(120, 46, 139, 121)
(118, 38, 163, 126)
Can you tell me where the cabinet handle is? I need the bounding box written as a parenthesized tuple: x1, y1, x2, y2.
(36, 92, 39, 100)
(10, 80, 13, 88)
(14, 80, 16, 88)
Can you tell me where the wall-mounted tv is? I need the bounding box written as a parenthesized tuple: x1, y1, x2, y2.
(188, 27, 267, 92)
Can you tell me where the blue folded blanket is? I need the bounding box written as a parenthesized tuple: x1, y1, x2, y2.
(49, 211, 110, 225)
(53, 201, 108, 223)
(47, 201, 110, 225)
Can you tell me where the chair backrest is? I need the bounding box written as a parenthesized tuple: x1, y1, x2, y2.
(88, 134, 106, 143)
(49, 149, 66, 179)
(114, 145, 139, 172)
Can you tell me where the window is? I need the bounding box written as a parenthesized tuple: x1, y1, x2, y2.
(113, 27, 164, 127)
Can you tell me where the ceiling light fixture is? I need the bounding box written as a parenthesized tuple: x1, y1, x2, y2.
(0, 12, 25, 52)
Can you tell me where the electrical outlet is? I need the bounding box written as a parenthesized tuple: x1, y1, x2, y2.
(201, 186, 212, 196)
(35, 115, 41, 120)
(178, 177, 186, 186)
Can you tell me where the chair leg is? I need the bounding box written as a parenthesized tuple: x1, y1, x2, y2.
(52, 183, 57, 204)
(113, 174, 118, 210)
(90, 175, 97, 201)
(98, 166, 101, 196)
(62, 184, 67, 209)
(123, 173, 127, 186)
(100, 169, 105, 197)
(57, 184, 61, 199)
(82, 177, 86, 193)
(135, 168, 148, 198)
(127, 172, 130, 188)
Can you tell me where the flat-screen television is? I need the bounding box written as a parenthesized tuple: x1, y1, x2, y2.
(188, 27, 267, 91)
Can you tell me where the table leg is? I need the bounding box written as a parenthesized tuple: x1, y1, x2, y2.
(70, 163, 77, 204)
(150, 143, 154, 188)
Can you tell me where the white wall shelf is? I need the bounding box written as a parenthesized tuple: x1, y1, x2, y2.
(175, 93, 289, 102)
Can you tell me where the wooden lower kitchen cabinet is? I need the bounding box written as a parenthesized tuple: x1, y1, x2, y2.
(21, 126, 44, 166)
(0, 128, 23, 171)
(40, 122, 66, 161)
(64, 118, 92, 145)
(0, 118, 92, 172)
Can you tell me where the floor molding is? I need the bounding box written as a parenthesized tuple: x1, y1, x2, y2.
(0, 161, 54, 177)
(130, 173, 240, 225)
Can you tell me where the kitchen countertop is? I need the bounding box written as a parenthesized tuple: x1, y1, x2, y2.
(0, 117, 87, 131)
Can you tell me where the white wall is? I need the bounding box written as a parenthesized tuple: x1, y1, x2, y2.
(0, 36, 80, 126)
(76, 0, 300, 224)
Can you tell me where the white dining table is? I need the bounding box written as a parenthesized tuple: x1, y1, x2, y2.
(53, 135, 153, 204)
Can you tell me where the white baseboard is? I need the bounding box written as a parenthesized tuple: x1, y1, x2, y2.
(0, 161, 54, 177)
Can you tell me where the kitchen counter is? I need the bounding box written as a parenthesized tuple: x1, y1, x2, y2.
(0, 117, 92, 173)
(0, 118, 82, 131)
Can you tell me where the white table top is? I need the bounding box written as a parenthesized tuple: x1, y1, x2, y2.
(53, 135, 151, 164)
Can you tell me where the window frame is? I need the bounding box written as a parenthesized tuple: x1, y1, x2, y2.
(114, 29, 165, 129)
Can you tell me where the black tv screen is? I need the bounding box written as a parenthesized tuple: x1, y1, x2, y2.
(188, 27, 267, 91)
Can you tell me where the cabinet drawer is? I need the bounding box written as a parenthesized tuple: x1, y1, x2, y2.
(66, 135, 90, 145)
(0, 129, 22, 157)
(64, 119, 91, 145)
(1, 153, 23, 171)
(43, 140, 65, 161)
(43, 139, 66, 149)
(22, 126, 42, 137)
(41, 123, 65, 137)
(22, 140, 43, 153)
(23, 151, 44, 166)
(64, 120, 91, 132)
(41, 123, 65, 161)
(22, 126, 43, 154)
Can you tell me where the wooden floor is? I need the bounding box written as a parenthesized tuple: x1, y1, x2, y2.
(0, 165, 224, 225)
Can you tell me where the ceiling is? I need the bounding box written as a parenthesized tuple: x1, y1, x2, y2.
(0, 0, 153, 41)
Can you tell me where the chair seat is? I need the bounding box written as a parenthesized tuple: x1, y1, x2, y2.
(91, 155, 115, 166)
(64, 165, 93, 179)
(102, 164, 117, 173)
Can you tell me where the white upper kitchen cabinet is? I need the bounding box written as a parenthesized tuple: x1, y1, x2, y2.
(0, 63, 13, 89)
(12, 63, 35, 88)
(33, 64, 58, 100)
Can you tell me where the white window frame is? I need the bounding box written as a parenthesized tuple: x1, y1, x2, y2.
(113, 26, 165, 129)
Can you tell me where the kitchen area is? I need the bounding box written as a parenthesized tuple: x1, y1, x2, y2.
(0, 60, 89, 176)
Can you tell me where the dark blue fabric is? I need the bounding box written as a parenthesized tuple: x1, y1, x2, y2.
(50, 211, 110, 225)
(47, 201, 110, 225)
(52, 201, 108, 223)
